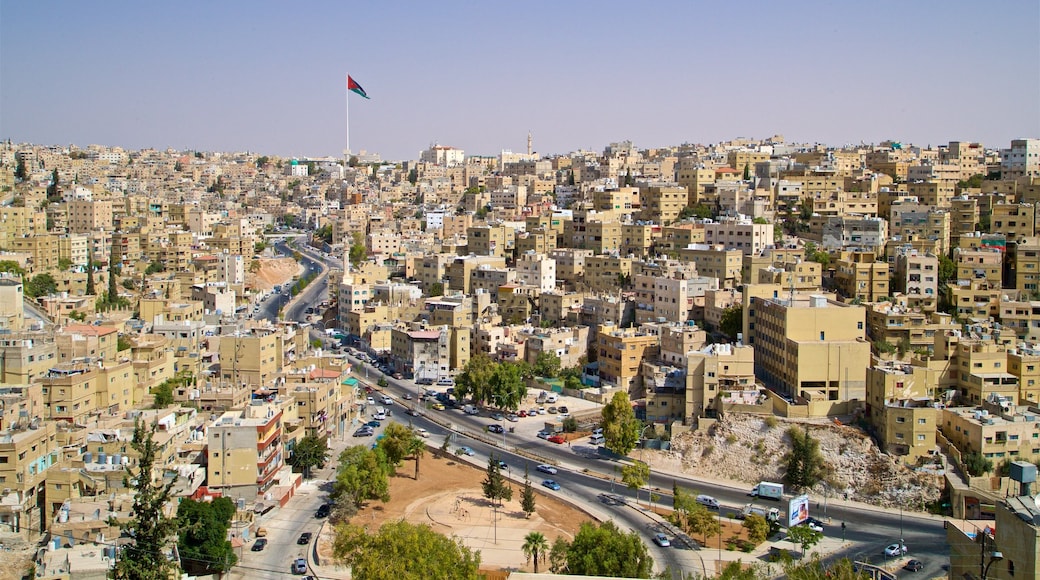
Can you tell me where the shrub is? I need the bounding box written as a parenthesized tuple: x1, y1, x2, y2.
(764, 416, 778, 428)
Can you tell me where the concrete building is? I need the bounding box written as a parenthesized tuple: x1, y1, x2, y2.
(390, 326, 450, 380)
(702, 218, 774, 256)
(891, 247, 939, 299)
(207, 403, 285, 500)
(594, 323, 659, 393)
(865, 360, 938, 463)
(685, 342, 755, 421)
(1001, 138, 1040, 180)
(834, 251, 889, 302)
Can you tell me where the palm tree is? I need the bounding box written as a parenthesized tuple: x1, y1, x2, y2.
(522, 531, 549, 574)
(407, 434, 426, 480)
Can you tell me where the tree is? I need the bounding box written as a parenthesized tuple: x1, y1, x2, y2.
(14, 155, 26, 181)
(938, 254, 956, 285)
(783, 426, 826, 489)
(964, 450, 993, 476)
(561, 521, 653, 578)
(742, 513, 770, 544)
(522, 531, 550, 574)
(176, 497, 236, 575)
(481, 454, 512, 506)
(743, 163, 751, 181)
(621, 461, 650, 505)
(108, 252, 119, 304)
(784, 555, 870, 580)
(145, 260, 164, 275)
(455, 353, 495, 405)
(787, 524, 823, 557)
(349, 232, 367, 266)
(0, 260, 24, 276)
(46, 169, 60, 201)
(24, 273, 56, 298)
(521, 464, 536, 517)
(533, 351, 561, 379)
(719, 305, 743, 338)
(110, 420, 180, 579)
(332, 520, 480, 580)
(672, 486, 720, 544)
(288, 435, 330, 479)
(489, 361, 527, 409)
(332, 445, 391, 509)
(428, 282, 444, 297)
(85, 260, 96, 296)
(601, 391, 641, 456)
(377, 422, 414, 467)
(406, 431, 426, 480)
(67, 310, 86, 322)
(150, 381, 174, 409)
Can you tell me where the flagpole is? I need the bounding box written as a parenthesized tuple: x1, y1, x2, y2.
(349, 73, 353, 157)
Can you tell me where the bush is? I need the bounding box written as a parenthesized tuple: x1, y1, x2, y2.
(764, 416, 778, 428)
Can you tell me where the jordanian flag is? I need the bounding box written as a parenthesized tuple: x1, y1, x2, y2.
(347, 75, 369, 99)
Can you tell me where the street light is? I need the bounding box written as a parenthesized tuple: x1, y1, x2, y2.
(491, 395, 507, 447)
(640, 424, 653, 508)
(980, 528, 1003, 580)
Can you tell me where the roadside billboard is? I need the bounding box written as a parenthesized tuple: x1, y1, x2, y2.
(788, 494, 810, 527)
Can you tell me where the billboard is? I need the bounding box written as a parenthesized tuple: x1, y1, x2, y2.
(788, 494, 810, 527)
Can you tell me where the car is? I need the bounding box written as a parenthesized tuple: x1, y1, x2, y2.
(374, 412, 386, 420)
(402, 393, 413, 400)
(518, 410, 528, 417)
(548, 434, 566, 444)
(251, 538, 268, 551)
(558, 405, 569, 413)
(432, 402, 445, 411)
(353, 427, 374, 437)
(496, 459, 508, 469)
(653, 533, 671, 547)
(490, 413, 505, 421)
(506, 413, 519, 422)
(536, 464, 558, 475)
(487, 424, 505, 434)
(542, 479, 561, 491)
(381, 395, 393, 405)
(417, 377, 434, 385)
(436, 377, 454, 386)
(536, 430, 551, 440)
(315, 504, 331, 518)
(293, 558, 308, 574)
(804, 517, 824, 532)
(366, 420, 381, 428)
(297, 532, 313, 545)
(538, 407, 547, 414)
(392, 372, 403, 380)
(529, 408, 539, 416)
(884, 543, 908, 557)
(548, 406, 558, 414)
(366, 396, 375, 405)
(903, 559, 923, 572)
(406, 408, 421, 417)
(414, 428, 429, 438)
(457, 446, 475, 456)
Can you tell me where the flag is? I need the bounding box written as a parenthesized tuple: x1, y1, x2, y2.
(347, 75, 369, 99)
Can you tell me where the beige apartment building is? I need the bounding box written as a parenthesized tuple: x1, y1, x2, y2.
(207, 404, 285, 500)
(751, 294, 869, 405)
(1007, 343, 1040, 406)
(638, 184, 686, 224)
(594, 323, 660, 393)
(678, 245, 743, 288)
(833, 252, 889, 302)
(523, 326, 589, 370)
(891, 247, 939, 299)
(953, 340, 1019, 405)
(865, 361, 938, 463)
(390, 326, 450, 380)
(550, 249, 593, 287)
(1013, 238, 1040, 293)
(948, 281, 1005, 321)
(702, 219, 774, 256)
(218, 329, 284, 388)
(685, 342, 755, 421)
(866, 299, 957, 353)
(940, 402, 1040, 475)
(991, 203, 1037, 240)
(584, 255, 632, 293)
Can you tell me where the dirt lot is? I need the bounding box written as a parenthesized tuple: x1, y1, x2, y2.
(248, 257, 302, 291)
(317, 449, 594, 573)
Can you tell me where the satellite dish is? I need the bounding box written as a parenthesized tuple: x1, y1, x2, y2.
(1033, 494, 1040, 512)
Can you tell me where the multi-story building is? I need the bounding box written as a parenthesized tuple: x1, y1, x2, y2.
(865, 361, 938, 463)
(751, 294, 870, 405)
(584, 255, 632, 293)
(1001, 138, 1040, 180)
(594, 323, 659, 393)
(678, 245, 743, 288)
(637, 183, 686, 224)
(891, 247, 939, 299)
(684, 342, 755, 421)
(834, 252, 889, 302)
(549, 249, 593, 287)
(702, 218, 774, 256)
(940, 400, 1040, 475)
(0, 419, 59, 540)
(815, 216, 888, 254)
(207, 403, 285, 500)
(991, 203, 1037, 240)
(953, 340, 1018, 405)
(866, 299, 957, 353)
(523, 326, 589, 371)
(1012, 238, 1040, 293)
(515, 252, 556, 292)
(1007, 343, 1040, 406)
(67, 199, 113, 234)
(888, 202, 951, 256)
(218, 329, 284, 388)
(390, 326, 450, 380)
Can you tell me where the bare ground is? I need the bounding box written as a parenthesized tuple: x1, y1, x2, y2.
(247, 257, 302, 292)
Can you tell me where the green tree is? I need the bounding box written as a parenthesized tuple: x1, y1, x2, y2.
(520, 465, 536, 517)
(522, 531, 550, 574)
(938, 254, 956, 285)
(14, 155, 26, 181)
(719, 305, 743, 338)
(533, 351, 561, 378)
(118, 336, 132, 351)
(108, 252, 119, 304)
(68, 310, 86, 322)
(743, 163, 751, 181)
(332, 520, 480, 580)
(455, 354, 496, 405)
(562, 521, 653, 578)
(407, 168, 418, 185)
(784, 555, 870, 580)
(602, 391, 641, 456)
(0, 260, 24, 276)
(481, 454, 512, 506)
(716, 560, 765, 580)
(489, 361, 527, 409)
(621, 461, 650, 505)
(671, 486, 720, 544)
(288, 435, 330, 479)
(24, 273, 57, 298)
(742, 513, 770, 544)
(332, 445, 391, 509)
(964, 450, 993, 476)
(783, 426, 826, 489)
(255, 156, 269, 169)
(349, 232, 367, 266)
(145, 260, 164, 275)
(85, 260, 96, 296)
(46, 169, 60, 201)
(377, 422, 414, 467)
(787, 524, 823, 557)
(406, 430, 426, 480)
(176, 497, 236, 574)
(428, 282, 444, 297)
(110, 420, 180, 579)
(549, 536, 569, 574)
(150, 381, 174, 409)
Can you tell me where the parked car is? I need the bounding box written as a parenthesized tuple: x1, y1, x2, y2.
(366, 420, 381, 428)
(315, 504, 331, 518)
(414, 428, 429, 438)
(518, 410, 528, 417)
(436, 377, 454, 386)
(903, 559, 923, 572)
(293, 558, 308, 574)
(487, 424, 504, 434)
(251, 538, 268, 551)
(490, 413, 505, 421)
(558, 405, 569, 413)
(417, 377, 434, 385)
(506, 413, 519, 422)
(548, 434, 566, 444)
(297, 532, 313, 545)
(537, 407, 547, 414)
(548, 406, 558, 414)
(542, 479, 561, 491)
(353, 427, 373, 437)
(653, 533, 671, 547)
(536, 464, 558, 475)
(536, 430, 551, 440)
(884, 543, 908, 556)
(457, 446, 475, 456)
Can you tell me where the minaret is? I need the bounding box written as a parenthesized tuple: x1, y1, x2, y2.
(527, 131, 532, 156)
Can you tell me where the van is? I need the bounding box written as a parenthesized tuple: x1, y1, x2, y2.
(436, 377, 454, 387)
(462, 404, 479, 415)
(696, 495, 719, 510)
(592, 427, 604, 436)
(545, 393, 559, 404)
(589, 434, 605, 445)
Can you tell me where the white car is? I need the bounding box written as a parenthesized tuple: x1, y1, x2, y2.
(381, 395, 393, 405)
(884, 543, 908, 557)
(536, 464, 558, 475)
(536, 430, 551, 440)
(414, 428, 429, 438)
(366, 396, 375, 405)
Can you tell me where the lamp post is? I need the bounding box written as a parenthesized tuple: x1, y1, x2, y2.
(640, 424, 653, 509)
(491, 395, 507, 447)
(980, 528, 1003, 580)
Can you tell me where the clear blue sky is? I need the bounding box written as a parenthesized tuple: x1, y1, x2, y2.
(2, 1, 1037, 161)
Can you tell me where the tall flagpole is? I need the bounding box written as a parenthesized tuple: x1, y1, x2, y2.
(349, 73, 353, 157)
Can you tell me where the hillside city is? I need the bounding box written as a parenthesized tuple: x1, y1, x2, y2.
(0, 136, 1039, 579)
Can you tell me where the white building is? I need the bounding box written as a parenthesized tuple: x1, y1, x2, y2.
(1001, 139, 1040, 180)
(516, 252, 557, 292)
(702, 217, 774, 255)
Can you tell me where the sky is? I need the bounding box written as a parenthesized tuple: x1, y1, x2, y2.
(2, 1, 1038, 162)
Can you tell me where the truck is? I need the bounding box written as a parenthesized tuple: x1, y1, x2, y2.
(740, 504, 781, 522)
(750, 481, 784, 501)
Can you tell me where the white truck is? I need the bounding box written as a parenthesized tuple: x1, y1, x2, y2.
(750, 481, 784, 501)
(740, 504, 781, 522)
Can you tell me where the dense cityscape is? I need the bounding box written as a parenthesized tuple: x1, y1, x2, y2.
(0, 136, 1037, 579)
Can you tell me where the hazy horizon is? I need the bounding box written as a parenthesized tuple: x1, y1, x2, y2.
(2, 1, 1037, 161)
